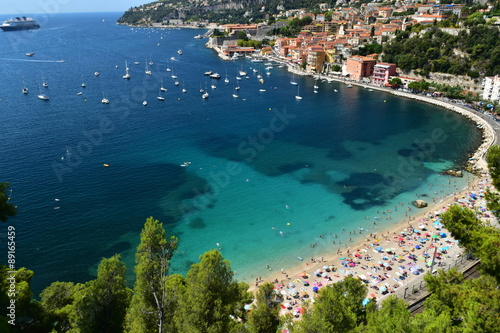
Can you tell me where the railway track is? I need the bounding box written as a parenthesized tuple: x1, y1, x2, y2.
(408, 261, 481, 315)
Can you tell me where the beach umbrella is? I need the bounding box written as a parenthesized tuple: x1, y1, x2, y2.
(362, 298, 370, 306)
(244, 304, 252, 310)
(359, 274, 367, 280)
(440, 232, 447, 237)
(431, 234, 439, 239)
(321, 272, 328, 278)
(398, 237, 404, 241)
(312, 286, 319, 292)
(376, 246, 383, 251)
(280, 290, 287, 295)
(383, 263, 390, 267)
(289, 289, 297, 295)
(415, 245, 421, 249)
(379, 286, 387, 292)
(385, 248, 393, 253)
(339, 257, 346, 260)
(323, 265, 329, 270)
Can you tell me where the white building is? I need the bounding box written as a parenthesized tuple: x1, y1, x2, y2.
(483, 75, 500, 101)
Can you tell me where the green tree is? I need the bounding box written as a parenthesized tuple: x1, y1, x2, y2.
(0, 182, 16, 222)
(70, 254, 132, 333)
(237, 30, 248, 41)
(295, 277, 367, 333)
(388, 77, 402, 86)
(357, 296, 412, 333)
(125, 217, 178, 333)
(247, 283, 280, 333)
(176, 249, 250, 333)
(40, 281, 80, 332)
(486, 145, 500, 188)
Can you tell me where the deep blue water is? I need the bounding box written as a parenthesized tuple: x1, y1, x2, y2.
(0, 12, 481, 294)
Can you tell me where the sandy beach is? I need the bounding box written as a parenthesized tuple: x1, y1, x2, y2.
(246, 61, 497, 317)
(249, 173, 495, 318)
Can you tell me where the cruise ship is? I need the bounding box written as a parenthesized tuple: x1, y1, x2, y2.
(0, 17, 41, 31)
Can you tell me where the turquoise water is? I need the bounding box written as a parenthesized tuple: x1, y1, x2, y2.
(0, 13, 480, 293)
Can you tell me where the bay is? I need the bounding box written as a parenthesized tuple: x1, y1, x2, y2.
(0, 12, 481, 294)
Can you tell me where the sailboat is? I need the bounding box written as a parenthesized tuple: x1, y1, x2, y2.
(81, 75, 86, 87)
(145, 60, 152, 75)
(143, 100, 148, 106)
(160, 77, 167, 92)
(123, 61, 131, 79)
(157, 85, 165, 101)
(41, 74, 48, 88)
(22, 80, 28, 94)
(182, 82, 187, 93)
(295, 85, 302, 100)
(101, 92, 109, 104)
(232, 87, 239, 98)
(37, 85, 49, 100)
(290, 74, 298, 86)
(202, 91, 209, 99)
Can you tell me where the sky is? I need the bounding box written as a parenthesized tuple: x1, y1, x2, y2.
(0, 0, 147, 15)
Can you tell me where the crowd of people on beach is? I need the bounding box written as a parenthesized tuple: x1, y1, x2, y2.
(254, 173, 495, 319)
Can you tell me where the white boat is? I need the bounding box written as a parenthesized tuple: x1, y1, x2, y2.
(314, 90, 318, 94)
(38, 94, 49, 100)
(290, 74, 298, 86)
(204, 71, 212, 76)
(174, 81, 180, 86)
(26, 52, 34, 56)
(259, 89, 266, 92)
(252, 68, 258, 73)
(143, 101, 148, 106)
(82, 82, 86, 87)
(314, 85, 319, 89)
(170, 57, 176, 61)
(295, 85, 302, 100)
(233, 93, 239, 98)
(157, 96, 165, 101)
(236, 76, 242, 81)
(259, 78, 264, 84)
(101, 93, 109, 104)
(239, 70, 247, 76)
(123, 61, 131, 79)
(211, 84, 216, 89)
(76, 92, 83, 95)
(22, 87, 28, 94)
(347, 84, 353, 88)
(145, 60, 152, 75)
(182, 88, 187, 93)
(266, 72, 271, 76)
(334, 89, 338, 92)
(177, 50, 182, 55)
(209, 73, 221, 79)
(202, 92, 209, 99)
(166, 67, 172, 72)
(194, 34, 202, 39)
(94, 72, 100, 76)
(160, 78, 167, 91)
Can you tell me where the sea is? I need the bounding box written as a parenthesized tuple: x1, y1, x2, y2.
(0, 12, 482, 294)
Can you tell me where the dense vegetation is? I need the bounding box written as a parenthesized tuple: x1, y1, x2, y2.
(118, 0, 335, 25)
(382, 21, 500, 77)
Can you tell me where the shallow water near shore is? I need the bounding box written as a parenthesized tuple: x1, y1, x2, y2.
(0, 13, 481, 293)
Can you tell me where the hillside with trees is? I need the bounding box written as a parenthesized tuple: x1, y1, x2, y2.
(118, 0, 335, 25)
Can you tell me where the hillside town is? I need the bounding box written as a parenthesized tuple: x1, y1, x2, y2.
(182, 1, 500, 105)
